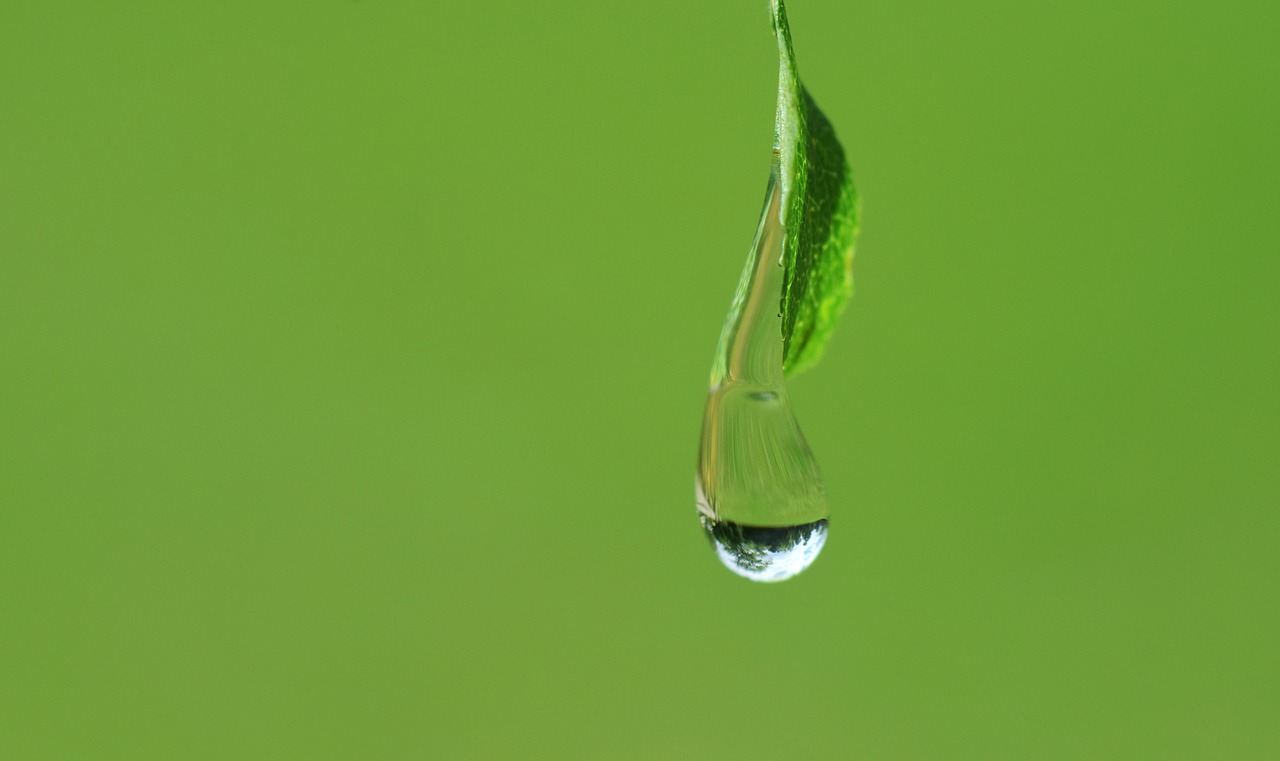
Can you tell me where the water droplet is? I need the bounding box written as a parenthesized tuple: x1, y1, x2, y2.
(696, 167, 830, 582)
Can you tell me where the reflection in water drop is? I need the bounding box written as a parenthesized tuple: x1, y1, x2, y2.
(701, 517, 828, 583)
(696, 166, 830, 582)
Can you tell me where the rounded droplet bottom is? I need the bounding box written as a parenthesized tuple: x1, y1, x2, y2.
(700, 517, 828, 582)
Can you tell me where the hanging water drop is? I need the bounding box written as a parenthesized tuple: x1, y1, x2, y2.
(696, 165, 830, 583)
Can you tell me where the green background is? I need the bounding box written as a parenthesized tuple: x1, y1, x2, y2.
(3, 1, 1277, 758)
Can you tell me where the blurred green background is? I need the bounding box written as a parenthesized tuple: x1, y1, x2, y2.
(2, 0, 1277, 758)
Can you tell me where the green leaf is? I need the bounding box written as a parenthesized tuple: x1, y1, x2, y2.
(770, 0, 860, 377)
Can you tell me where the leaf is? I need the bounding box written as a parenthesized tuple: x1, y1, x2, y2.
(770, 0, 860, 377)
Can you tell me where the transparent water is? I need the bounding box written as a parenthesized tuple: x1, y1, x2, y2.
(696, 164, 829, 582)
